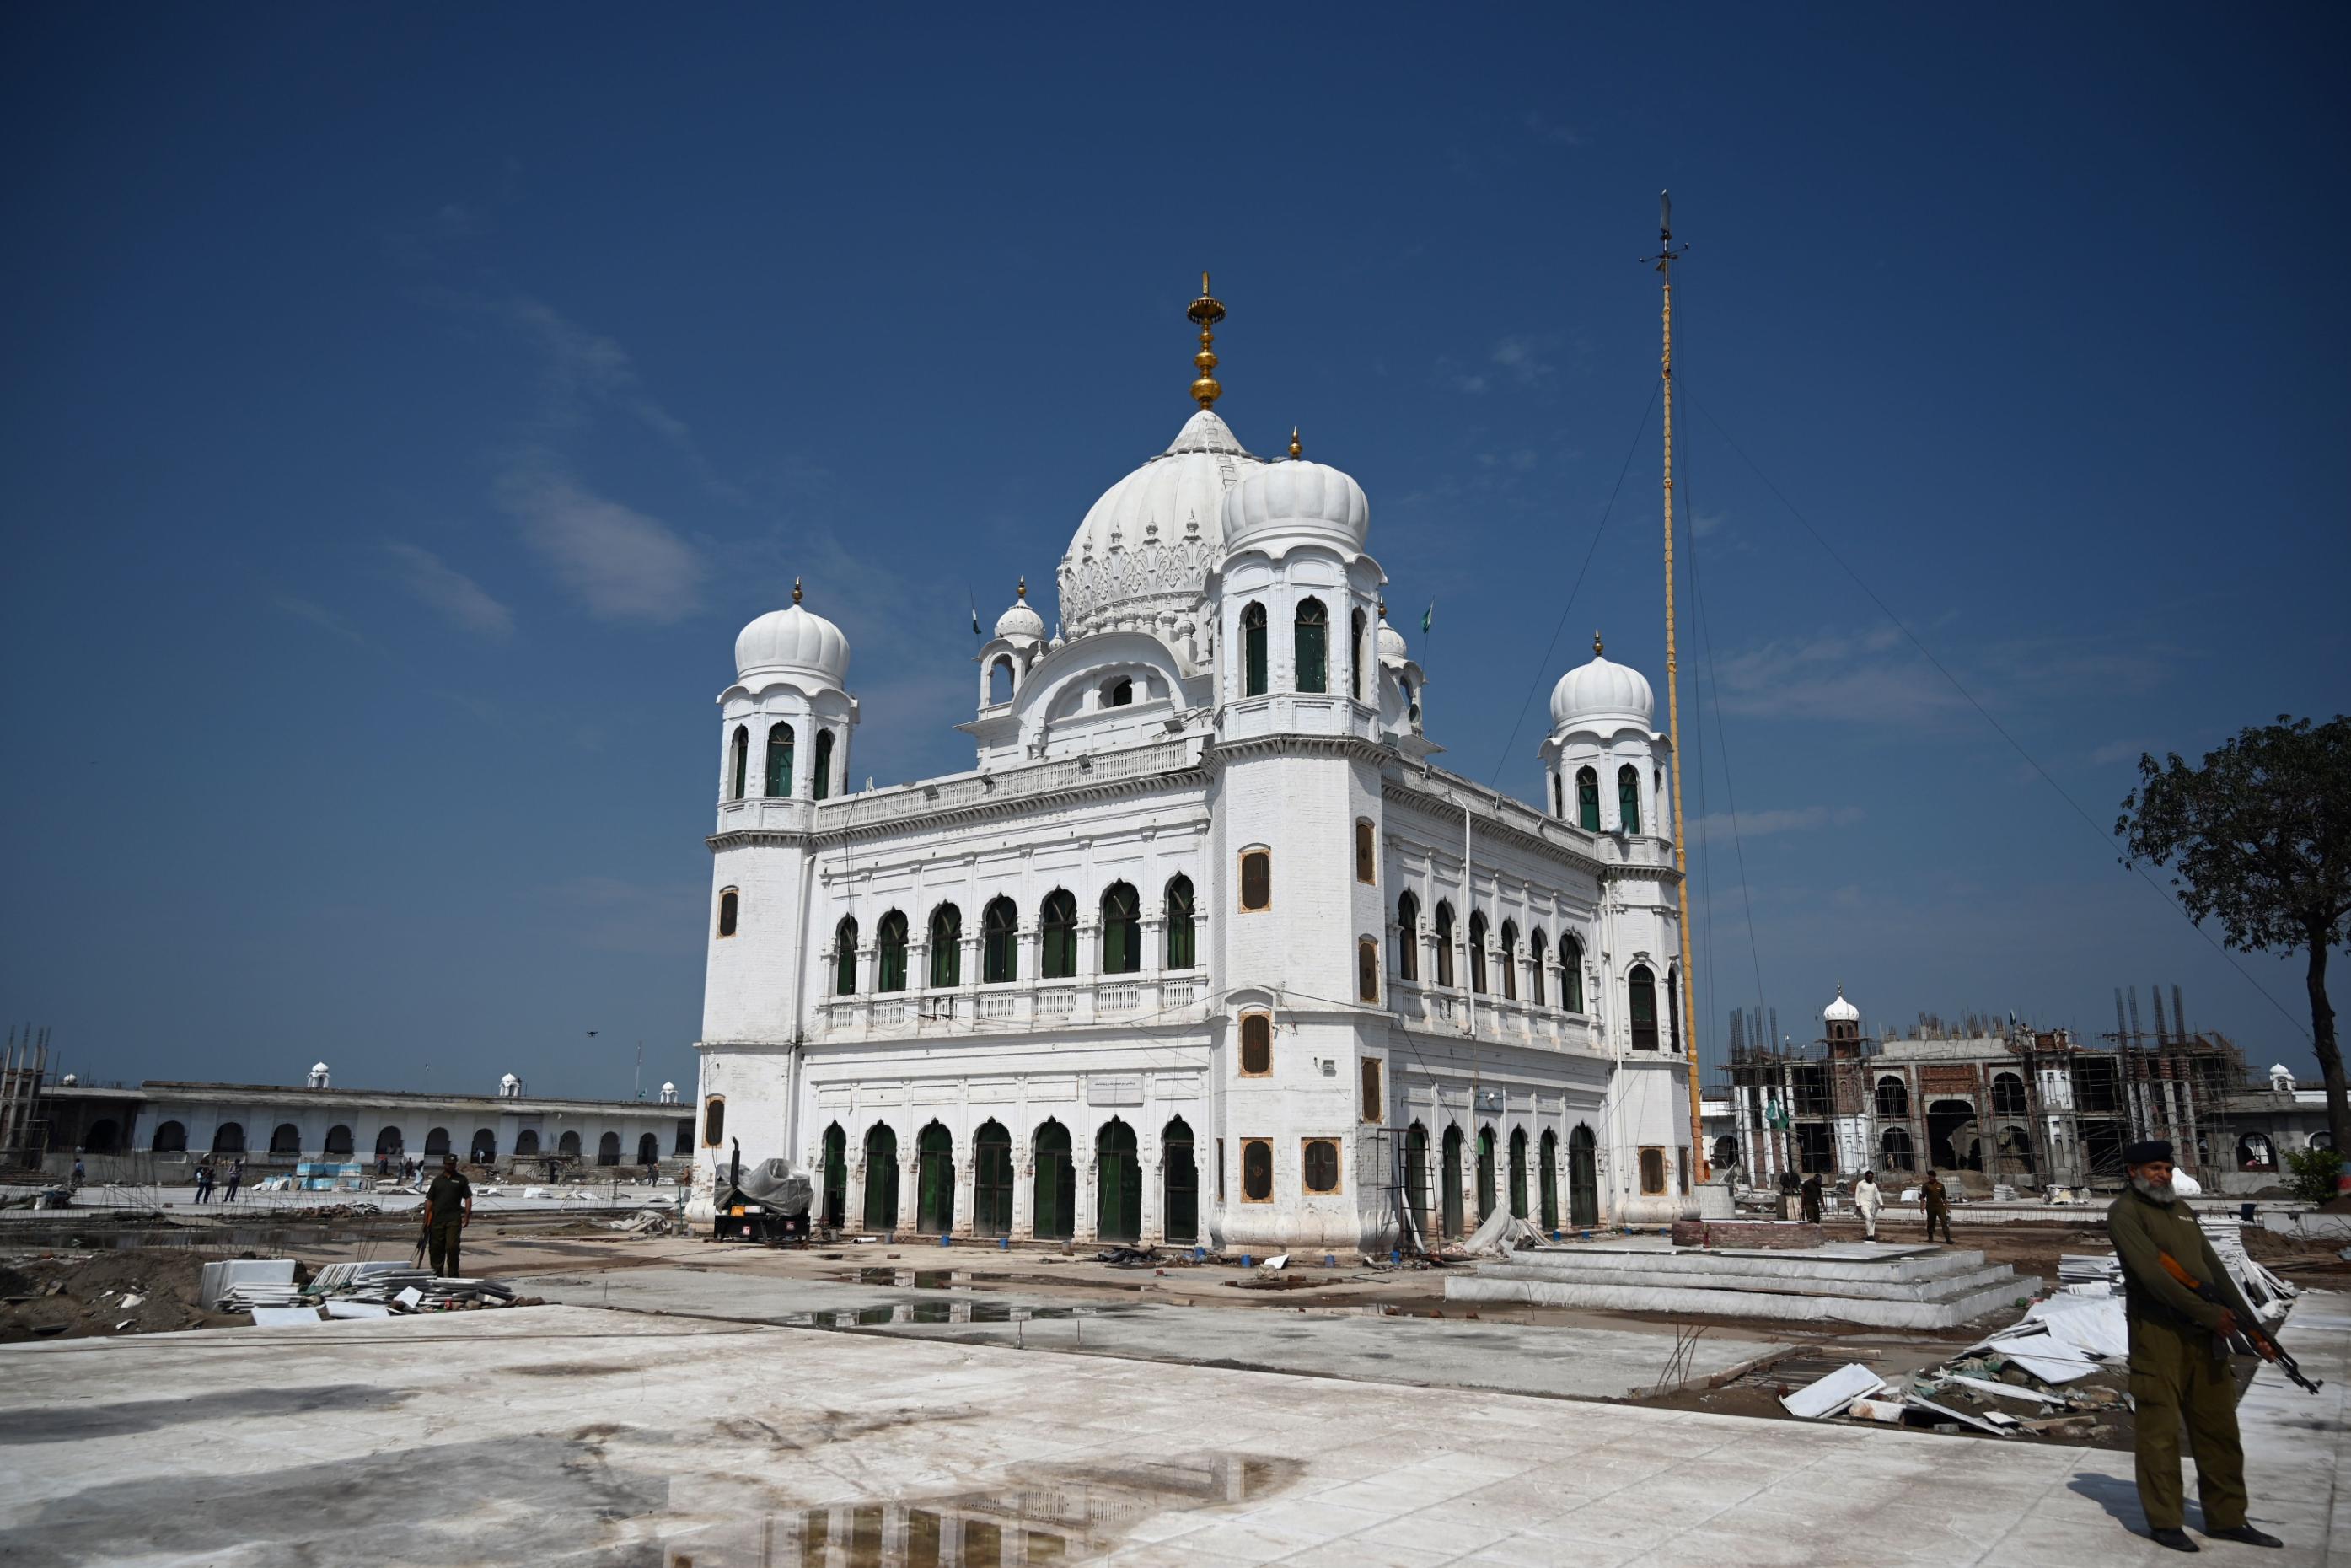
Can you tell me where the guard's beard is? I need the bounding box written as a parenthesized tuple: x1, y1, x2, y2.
(2131, 1173, 2176, 1204)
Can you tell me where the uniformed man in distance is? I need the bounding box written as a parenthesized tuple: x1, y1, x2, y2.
(2108, 1137, 2284, 1552)
(423, 1153, 474, 1279)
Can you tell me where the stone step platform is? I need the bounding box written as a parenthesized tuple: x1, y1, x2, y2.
(1445, 1242, 2041, 1329)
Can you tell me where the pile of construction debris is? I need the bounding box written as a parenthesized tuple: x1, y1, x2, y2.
(201, 1259, 528, 1324)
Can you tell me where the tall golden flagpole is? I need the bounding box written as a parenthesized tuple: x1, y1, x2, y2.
(1650, 191, 1707, 1183)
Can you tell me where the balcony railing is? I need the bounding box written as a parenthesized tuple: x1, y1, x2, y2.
(817, 972, 1212, 1039)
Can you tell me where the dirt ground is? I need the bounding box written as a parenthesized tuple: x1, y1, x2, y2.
(0, 1249, 250, 1342)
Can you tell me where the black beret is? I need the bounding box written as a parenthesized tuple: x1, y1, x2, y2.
(2124, 1139, 2175, 1166)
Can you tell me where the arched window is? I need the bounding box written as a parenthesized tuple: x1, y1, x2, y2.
(83, 1118, 121, 1153)
(1097, 1120, 1141, 1240)
(765, 722, 794, 797)
(270, 1122, 301, 1156)
(1552, 771, 1564, 818)
(1562, 935, 1586, 1012)
(1441, 1125, 1466, 1237)
(1434, 902, 1457, 988)
(820, 1124, 848, 1227)
(973, 1121, 1014, 1235)
(1628, 964, 1659, 1050)
(373, 1126, 402, 1157)
(917, 1122, 955, 1234)
(472, 1129, 497, 1163)
(1639, 1146, 1667, 1195)
(1355, 819, 1377, 884)
(152, 1120, 186, 1153)
(598, 1131, 621, 1167)
(1576, 766, 1601, 831)
(557, 1130, 581, 1158)
(1162, 1118, 1198, 1244)
(1498, 921, 1519, 1001)
(703, 1096, 726, 1146)
(928, 903, 962, 988)
(1395, 891, 1420, 980)
(424, 1127, 450, 1157)
(515, 1130, 540, 1157)
(323, 1125, 353, 1157)
(212, 1122, 246, 1154)
(728, 725, 749, 801)
(637, 1132, 659, 1166)
(717, 888, 738, 938)
(1039, 891, 1078, 979)
(1294, 597, 1328, 693)
(1881, 1126, 1916, 1172)
(1303, 1138, 1341, 1195)
(1875, 1076, 1909, 1119)
(1508, 1128, 1529, 1219)
(1032, 1120, 1074, 1239)
(1618, 765, 1641, 834)
(1239, 1012, 1273, 1076)
(1351, 607, 1367, 701)
(875, 911, 910, 991)
(1241, 1138, 1274, 1201)
(834, 916, 860, 996)
(988, 656, 1014, 704)
(1100, 883, 1141, 975)
(1665, 964, 1680, 1052)
(1164, 876, 1196, 969)
(1239, 848, 1271, 911)
(982, 897, 1019, 983)
(1358, 937, 1379, 1003)
(1241, 602, 1269, 696)
(1468, 912, 1489, 994)
(811, 729, 834, 801)
(1103, 678, 1133, 707)
(1528, 929, 1548, 1006)
(1991, 1072, 2028, 1119)
(1539, 1130, 1560, 1229)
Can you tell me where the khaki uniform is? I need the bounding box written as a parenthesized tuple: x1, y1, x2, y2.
(424, 1169, 472, 1278)
(1921, 1177, 1952, 1243)
(2107, 1187, 2254, 1535)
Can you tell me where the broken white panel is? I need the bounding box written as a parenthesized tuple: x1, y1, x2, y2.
(1985, 1339, 2098, 1385)
(250, 1306, 325, 1327)
(1904, 1394, 2013, 1436)
(395, 1286, 425, 1309)
(325, 1301, 395, 1320)
(1781, 1362, 1890, 1420)
(1848, 1398, 1904, 1424)
(2023, 1294, 2128, 1359)
(1940, 1374, 2069, 1407)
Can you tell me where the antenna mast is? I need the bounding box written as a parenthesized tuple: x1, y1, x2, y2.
(1645, 191, 1707, 1182)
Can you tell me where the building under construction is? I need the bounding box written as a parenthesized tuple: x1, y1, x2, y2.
(1717, 985, 2250, 1192)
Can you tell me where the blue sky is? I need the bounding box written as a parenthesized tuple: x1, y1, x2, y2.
(4, 6, 2344, 1099)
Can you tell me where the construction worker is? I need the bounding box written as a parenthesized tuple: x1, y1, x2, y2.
(1921, 1171, 1953, 1243)
(1854, 1168, 1882, 1241)
(422, 1154, 473, 1278)
(1799, 1171, 1824, 1224)
(2109, 1138, 2283, 1553)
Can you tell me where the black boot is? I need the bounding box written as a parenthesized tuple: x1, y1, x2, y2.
(2150, 1527, 2199, 1553)
(2208, 1525, 2284, 1549)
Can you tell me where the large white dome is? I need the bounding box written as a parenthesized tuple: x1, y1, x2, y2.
(1059, 408, 1263, 634)
(735, 586, 850, 689)
(1223, 453, 1370, 558)
(1549, 642, 1654, 730)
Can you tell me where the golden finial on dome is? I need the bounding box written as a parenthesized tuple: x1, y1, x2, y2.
(1016, 576, 1027, 601)
(1593, 629, 1603, 656)
(1289, 427, 1302, 459)
(792, 577, 803, 605)
(1378, 599, 1388, 620)
(1187, 271, 1226, 409)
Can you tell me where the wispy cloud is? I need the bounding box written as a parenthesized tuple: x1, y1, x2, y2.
(1691, 804, 1865, 846)
(1522, 110, 1585, 147)
(271, 593, 369, 647)
(498, 460, 704, 624)
(1490, 335, 1554, 385)
(381, 541, 513, 638)
(504, 297, 744, 503)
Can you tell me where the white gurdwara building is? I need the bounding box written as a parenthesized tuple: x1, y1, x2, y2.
(692, 284, 1697, 1249)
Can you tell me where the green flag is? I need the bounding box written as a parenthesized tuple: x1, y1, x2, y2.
(970, 606, 982, 635)
(1420, 601, 1434, 635)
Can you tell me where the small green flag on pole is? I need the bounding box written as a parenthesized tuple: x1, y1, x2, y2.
(1420, 601, 1434, 635)
(970, 603, 982, 636)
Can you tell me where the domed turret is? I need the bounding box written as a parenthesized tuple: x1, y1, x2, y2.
(1221, 438, 1370, 559)
(1824, 988, 1860, 1024)
(1375, 601, 1409, 665)
(1549, 634, 1655, 730)
(994, 577, 1045, 642)
(735, 579, 851, 691)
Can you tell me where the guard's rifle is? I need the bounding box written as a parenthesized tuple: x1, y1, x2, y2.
(2157, 1251, 2323, 1394)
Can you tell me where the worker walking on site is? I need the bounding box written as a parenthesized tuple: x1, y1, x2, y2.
(1854, 1168, 1882, 1241)
(192, 1158, 214, 1204)
(223, 1157, 244, 1204)
(422, 1153, 473, 1278)
(1799, 1171, 1824, 1225)
(1921, 1171, 1952, 1243)
(2110, 1139, 2283, 1553)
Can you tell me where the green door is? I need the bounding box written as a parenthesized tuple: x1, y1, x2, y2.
(862, 1125, 898, 1231)
(1162, 1120, 1198, 1244)
(1033, 1122, 1074, 1240)
(1508, 1130, 1528, 1220)
(916, 1124, 953, 1234)
(1478, 1127, 1497, 1220)
(1405, 1125, 1431, 1243)
(1098, 1120, 1141, 1242)
(1570, 1126, 1599, 1228)
(974, 1123, 1013, 1235)
(1539, 1132, 1559, 1230)
(821, 1125, 847, 1227)
(1441, 1126, 1465, 1238)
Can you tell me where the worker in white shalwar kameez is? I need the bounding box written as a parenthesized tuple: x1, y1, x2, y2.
(1854, 1169, 1883, 1242)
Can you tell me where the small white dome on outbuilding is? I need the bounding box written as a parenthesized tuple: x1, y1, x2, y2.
(735, 580, 851, 689)
(1376, 604, 1409, 663)
(312, 1061, 330, 1076)
(1549, 635, 1655, 730)
(1221, 440, 1370, 558)
(994, 579, 1045, 642)
(1824, 989, 1860, 1024)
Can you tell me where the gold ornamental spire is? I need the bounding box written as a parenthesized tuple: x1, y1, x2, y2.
(1289, 427, 1302, 459)
(792, 576, 803, 604)
(1593, 629, 1604, 656)
(1016, 576, 1028, 600)
(1187, 271, 1226, 409)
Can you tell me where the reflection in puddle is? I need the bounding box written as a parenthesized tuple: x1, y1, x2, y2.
(664, 1451, 1297, 1566)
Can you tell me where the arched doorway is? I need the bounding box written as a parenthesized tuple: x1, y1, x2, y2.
(515, 1130, 540, 1158)
(374, 1127, 403, 1157)
(1507, 1129, 1529, 1220)
(821, 1125, 848, 1227)
(1441, 1125, 1466, 1238)
(637, 1132, 659, 1167)
(973, 1121, 1013, 1235)
(862, 1125, 899, 1230)
(556, 1130, 581, 1159)
(1568, 1125, 1598, 1227)
(212, 1123, 246, 1155)
(152, 1120, 186, 1153)
(324, 1125, 353, 1157)
(1404, 1124, 1431, 1243)
(1097, 1120, 1141, 1242)
(1162, 1119, 1198, 1245)
(2237, 1133, 2275, 1171)
(1033, 1121, 1074, 1240)
(1477, 1126, 1497, 1221)
(83, 1118, 120, 1153)
(1925, 1100, 1978, 1170)
(915, 1123, 954, 1233)
(1711, 1135, 1737, 1171)
(478, 1130, 502, 1163)
(269, 1124, 301, 1157)
(424, 1128, 451, 1157)
(1881, 1126, 1916, 1171)
(1538, 1130, 1559, 1230)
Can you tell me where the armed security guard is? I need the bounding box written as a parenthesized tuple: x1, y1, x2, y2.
(2108, 1138, 2283, 1552)
(422, 1154, 474, 1278)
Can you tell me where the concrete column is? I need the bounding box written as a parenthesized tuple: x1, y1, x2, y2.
(1012, 1155, 1034, 1241)
(1076, 1150, 1097, 1242)
(899, 1150, 921, 1236)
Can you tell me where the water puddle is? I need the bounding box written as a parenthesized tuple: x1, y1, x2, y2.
(776, 1301, 1095, 1329)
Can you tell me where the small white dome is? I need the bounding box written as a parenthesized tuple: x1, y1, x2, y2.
(994, 580, 1044, 641)
(311, 1061, 330, 1076)
(500, 1072, 519, 1086)
(736, 584, 850, 689)
(2271, 1063, 2292, 1077)
(661, 1081, 677, 1093)
(1060, 409, 1264, 633)
(1377, 611, 1408, 664)
(1222, 453, 1370, 558)
(1549, 640, 1655, 730)
(2171, 1170, 2203, 1197)
(1823, 989, 1860, 1024)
